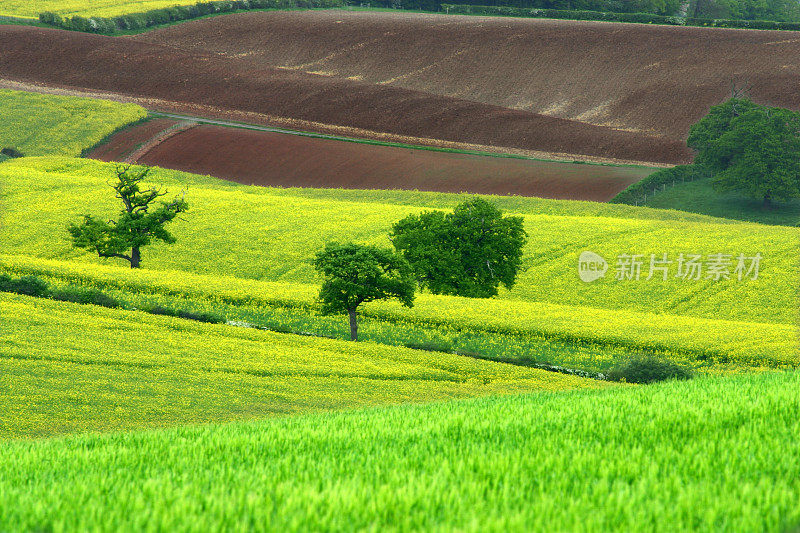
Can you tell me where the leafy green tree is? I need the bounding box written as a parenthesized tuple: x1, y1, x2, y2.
(391, 198, 527, 298)
(68, 165, 188, 269)
(688, 98, 800, 208)
(687, 97, 760, 161)
(314, 243, 415, 341)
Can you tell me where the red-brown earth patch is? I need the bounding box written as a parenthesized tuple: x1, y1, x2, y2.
(134, 124, 652, 200)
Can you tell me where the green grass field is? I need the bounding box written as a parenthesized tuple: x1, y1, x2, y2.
(643, 177, 800, 226)
(1, 370, 797, 531)
(0, 90, 146, 156)
(0, 157, 795, 325)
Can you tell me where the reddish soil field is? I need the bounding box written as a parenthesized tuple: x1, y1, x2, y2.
(135, 125, 651, 200)
(136, 10, 800, 142)
(90, 118, 177, 161)
(0, 25, 688, 165)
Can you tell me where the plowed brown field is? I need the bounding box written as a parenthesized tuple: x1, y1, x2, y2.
(136, 10, 800, 142)
(129, 124, 650, 200)
(0, 24, 688, 165)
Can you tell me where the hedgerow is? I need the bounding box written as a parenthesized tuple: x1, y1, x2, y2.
(442, 5, 686, 23)
(610, 165, 708, 205)
(442, 4, 800, 29)
(38, 0, 346, 34)
(2, 253, 796, 369)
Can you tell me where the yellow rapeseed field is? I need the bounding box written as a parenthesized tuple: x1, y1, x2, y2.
(0, 90, 146, 156)
(0, 292, 604, 438)
(2, 253, 796, 368)
(0, 156, 796, 325)
(0, 1, 202, 18)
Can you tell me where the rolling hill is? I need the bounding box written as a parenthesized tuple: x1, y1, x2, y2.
(136, 10, 800, 144)
(1, 369, 797, 531)
(1, 157, 795, 325)
(0, 23, 689, 164)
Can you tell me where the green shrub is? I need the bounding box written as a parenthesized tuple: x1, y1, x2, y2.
(147, 304, 224, 324)
(49, 286, 121, 308)
(1, 147, 24, 159)
(606, 356, 694, 384)
(177, 309, 225, 324)
(404, 341, 453, 353)
(0, 274, 50, 297)
(38, 11, 62, 25)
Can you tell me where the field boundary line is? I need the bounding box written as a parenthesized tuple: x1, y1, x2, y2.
(124, 120, 199, 163)
(150, 111, 663, 169)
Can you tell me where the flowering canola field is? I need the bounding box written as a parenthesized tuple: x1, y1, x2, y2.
(1, 157, 796, 325)
(2, 254, 796, 369)
(0, 90, 146, 156)
(0, 1, 204, 18)
(0, 292, 601, 439)
(0, 89, 797, 533)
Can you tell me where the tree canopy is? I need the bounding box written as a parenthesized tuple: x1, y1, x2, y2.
(688, 98, 800, 207)
(68, 165, 188, 268)
(391, 198, 527, 298)
(691, 0, 800, 21)
(314, 243, 416, 341)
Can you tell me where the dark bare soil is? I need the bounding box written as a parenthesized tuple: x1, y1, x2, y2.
(0, 24, 688, 164)
(136, 10, 800, 141)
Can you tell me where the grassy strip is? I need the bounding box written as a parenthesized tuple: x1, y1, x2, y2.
(613, 165, 800, 226)
(610, 164, 708, 205)
(1, 371, 797, 531)
(641, 177, 800, 227)
(78, 115, 153, 158)
(0, 15, 43, 26)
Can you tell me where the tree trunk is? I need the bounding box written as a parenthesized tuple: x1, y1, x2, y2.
(130, 246, 141, 269)
(763, 195, 772, 209)
(348, 308, 358, 341)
